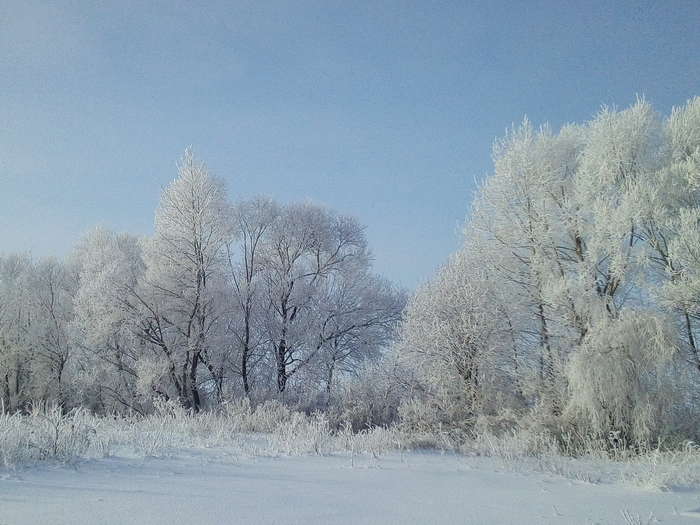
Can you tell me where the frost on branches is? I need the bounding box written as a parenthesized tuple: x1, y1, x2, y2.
(2, 98, 700, 452)
(396, 97, 700, 447)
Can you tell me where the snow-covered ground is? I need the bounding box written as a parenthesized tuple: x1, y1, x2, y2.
(1, 450, 699, 524)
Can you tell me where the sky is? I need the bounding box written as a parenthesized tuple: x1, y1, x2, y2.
(1, 1, 699, 287)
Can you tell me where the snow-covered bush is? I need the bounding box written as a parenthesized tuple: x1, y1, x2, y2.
(326, 357, 406, 431)
(0, 403, 108, 467)
(270, 411, 333, 455)
(621, 442, 700, 490)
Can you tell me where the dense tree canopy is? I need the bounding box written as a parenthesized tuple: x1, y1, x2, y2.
(396, 97, 700, 446)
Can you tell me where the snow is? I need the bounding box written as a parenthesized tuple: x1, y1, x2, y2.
(1, 451, 699, 524)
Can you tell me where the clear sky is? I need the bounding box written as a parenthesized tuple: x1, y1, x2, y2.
(2, 1, 699, 287)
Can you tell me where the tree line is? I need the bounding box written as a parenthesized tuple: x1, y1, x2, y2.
(4, 97, 700, 449)
(0, 150, 405, 414)
(394, 97, 700, 447)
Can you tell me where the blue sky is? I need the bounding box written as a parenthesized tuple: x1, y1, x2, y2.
(2, 1, 699, 287)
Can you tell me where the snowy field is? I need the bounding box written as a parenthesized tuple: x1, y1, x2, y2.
(2, 450, 700, 525)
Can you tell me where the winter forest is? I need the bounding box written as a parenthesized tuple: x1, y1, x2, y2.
(4, 97, 700, 523)
(0, 148, 407, 414)
(5, 97, 700, 444)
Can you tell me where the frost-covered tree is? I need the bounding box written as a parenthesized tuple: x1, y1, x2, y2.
(469, 119, 586, 414)
(1, 151, 404, 414)
(395, 97, 700, 446)
(311, 269, 405, 405)
(654, 98, 700, 373)
(257, 203, 369, 394)
(225, 197, 280, 396)
(0, 255, 78, 410)
(72, 228, 145, 413)
(25, 258, 78, 405)
(0, 254, 33, 411)
(395, 251, 497, 426)
(223, 199, 404, 402)
(128, 149, 231, 411)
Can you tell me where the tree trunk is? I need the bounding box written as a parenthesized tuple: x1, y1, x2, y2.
(242, 309, 251, 396)
(190, 350, 201, 412)
(3, 373, 10, 413)
(684, 311, 700, 372)
(325, 361, 335, 407)
(276, 338, 288, 393)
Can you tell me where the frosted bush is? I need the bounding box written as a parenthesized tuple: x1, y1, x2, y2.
(471, 427, 559, 461)
(3, 398, 699, 492)
(0, 404, 109, 467)
(270, 412, 332, 455)
(349, 426, 404, 458)
(621, 442, 700, 491)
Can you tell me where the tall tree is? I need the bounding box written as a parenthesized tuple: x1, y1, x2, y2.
(133, 149, 231, 411)
(259, 203, 368, 394)
(72, 228, 145, 413)
(226, 197, 280, 396)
